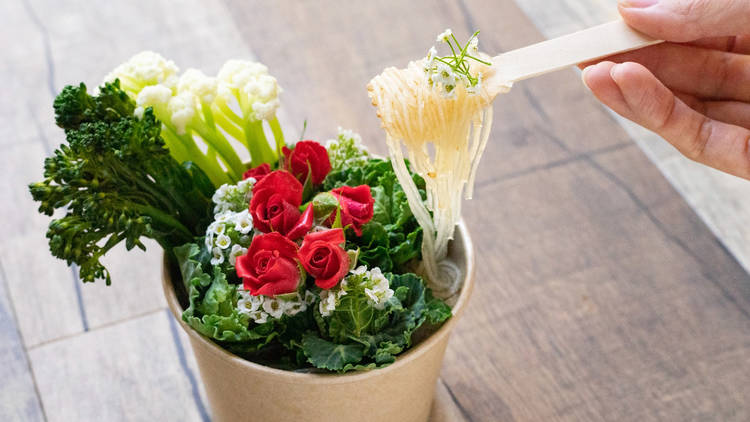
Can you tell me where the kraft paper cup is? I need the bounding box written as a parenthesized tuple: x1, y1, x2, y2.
(163, 221, 475, 422)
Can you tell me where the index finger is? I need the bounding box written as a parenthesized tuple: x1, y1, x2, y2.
(618, 0, 750, 42)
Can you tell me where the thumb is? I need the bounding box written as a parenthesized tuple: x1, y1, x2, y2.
(618, 0, 750, 42)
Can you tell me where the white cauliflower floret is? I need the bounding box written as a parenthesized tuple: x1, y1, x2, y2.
(177, 69, 218, 103)
(104, 51, 179, 94)
(167, 92, 197, 134)
(217, 59, 282, 121)
(134, 84, 172, 118)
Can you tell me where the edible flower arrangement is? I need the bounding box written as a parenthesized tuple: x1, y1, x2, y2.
(29, 52, 451, 372)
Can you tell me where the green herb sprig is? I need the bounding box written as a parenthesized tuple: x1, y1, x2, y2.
(424, 29, 491, 96)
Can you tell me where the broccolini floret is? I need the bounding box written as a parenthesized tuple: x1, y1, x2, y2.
(29, 80, 214, 284)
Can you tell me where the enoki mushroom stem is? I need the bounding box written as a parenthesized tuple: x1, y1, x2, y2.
(369, 60, 498, 296)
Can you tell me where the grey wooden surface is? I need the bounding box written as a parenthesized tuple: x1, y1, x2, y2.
(1, 0, 749, 421)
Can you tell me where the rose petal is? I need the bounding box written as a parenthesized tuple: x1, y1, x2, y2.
(286, 204, 315, 240)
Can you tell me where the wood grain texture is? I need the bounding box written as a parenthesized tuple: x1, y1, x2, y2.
(222, 0, 750, 420)
(0, 0, 286, 346)
(28, 310, 208, 422)
(0, 265, 45, 422)
(519, 0, 750, 279)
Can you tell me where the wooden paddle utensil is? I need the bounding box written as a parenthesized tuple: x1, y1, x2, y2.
(483, 19, 662, 96)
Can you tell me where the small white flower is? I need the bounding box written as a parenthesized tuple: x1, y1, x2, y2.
(361, 267, 394, 310)
(229, 244, 247, 266)
(215, 211, 233, 223)
(284, 300, 307, 316)
(233, 209, 253, 234)
(239, 235, 252, 245)
(350, 265, 367, 276)
(437, 29, 453, 43)
(263, 298, 285, 319)
(318, 290, 339, 317)
(210, 246, 224, 266)
(237, 291, 262, 314)
(434, 62, 457, 87)
(304, 290, 316, 305)
(212, 184, 230, 203)
(424, 46, 438, 72)
(469, 36, 479, 53)
(215, 234, 231, 249)
(466, 73, 482, 95)
(250, 310, 268, 324)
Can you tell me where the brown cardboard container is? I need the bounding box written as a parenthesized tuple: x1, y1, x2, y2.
(162, 222, 475, 422)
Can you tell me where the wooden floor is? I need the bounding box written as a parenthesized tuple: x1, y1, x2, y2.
(1, 1, 749, 421)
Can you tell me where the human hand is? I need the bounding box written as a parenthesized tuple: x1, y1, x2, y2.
(581, 0, 750, 179)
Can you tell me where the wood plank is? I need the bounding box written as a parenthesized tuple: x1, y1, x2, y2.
(222, 0, 633, 186)
(0, 0, 296, 348)
(29, 310, 209, 422)
(446, 147, 750, 421)
(221, 1, 750, 420)
(518, 0, 750, 278)
(0, 141, 85, 348)
(0, 264, 45, 421)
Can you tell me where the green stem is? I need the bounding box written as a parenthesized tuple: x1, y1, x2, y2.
(213, 110, 247, 143)
(191, 120, 245, 181)
(214, 97, 244, 126)
(162, 129, 230, 186)
(268, 117, 285, 159)
(133, 203, 194, 241)
(245, 119, 276, 167)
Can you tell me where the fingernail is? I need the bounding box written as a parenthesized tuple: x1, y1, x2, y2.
(618, 0, 657, 8)
(581, 65, 594, 88)
(609, 64, 623, 83)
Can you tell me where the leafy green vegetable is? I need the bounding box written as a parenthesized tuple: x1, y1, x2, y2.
(176, 242, 278, 348)
(305, 272, 451, 373)
(29, 81, 214, 284)
(323, 158, 425, 272)
(301, 334, 366, 371)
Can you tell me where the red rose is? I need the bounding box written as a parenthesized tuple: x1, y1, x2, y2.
(282, 140, 331, 185)
(299, 229, 349, 289)
(329, 185, 374, 236)
(236, 233, 302, 296)
(242, 163, 271, 182)
(250, 170, 305, 238)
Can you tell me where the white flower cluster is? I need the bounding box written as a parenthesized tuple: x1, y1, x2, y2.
(205, 210, 253, 266)
(318, 266, 395, 317)
(318, 278, 349, 317)
(325, 127, 370, 170)
(237, 289, 315, 324)
(423, 29, 483, 98)
(217, 60, 282, 121)
(212, 178, 255, 214)
(357, 266, 394, 310)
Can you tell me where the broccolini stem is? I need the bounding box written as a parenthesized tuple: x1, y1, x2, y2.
(133, 203, 193, 241)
